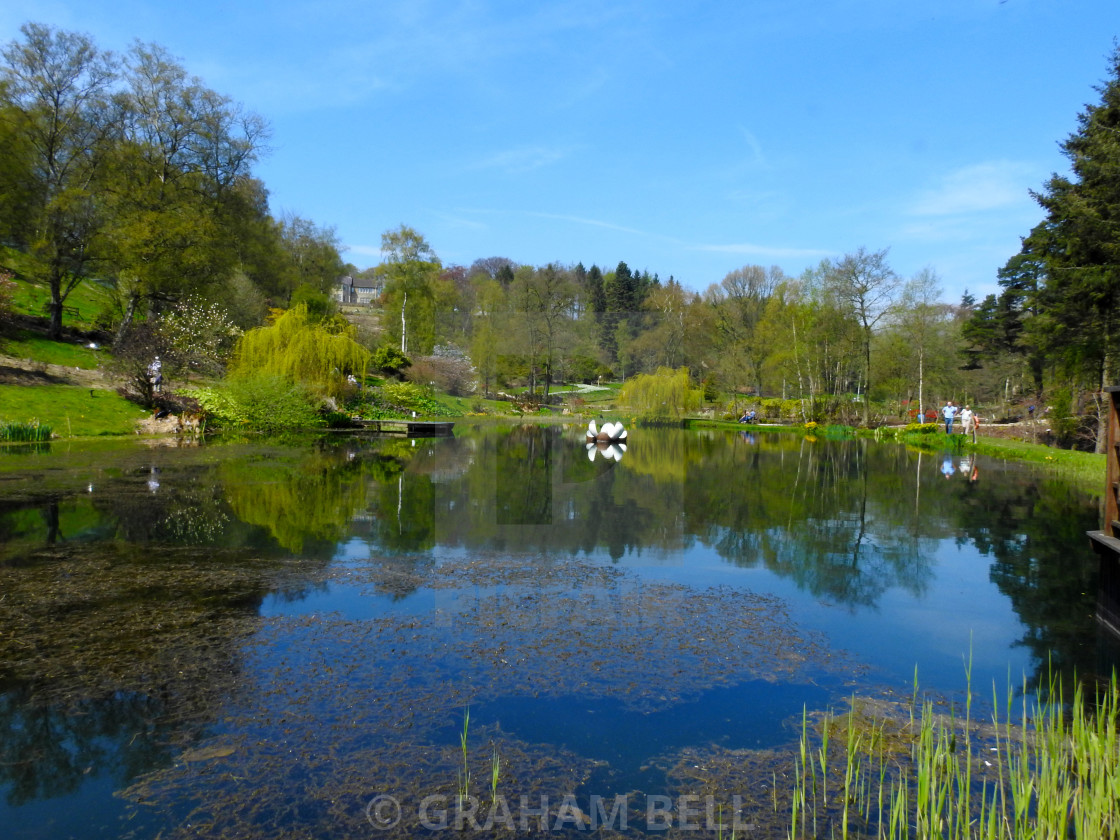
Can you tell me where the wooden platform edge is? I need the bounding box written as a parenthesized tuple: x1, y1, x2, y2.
(349, 419, 455, 437)
(1088, 529, 1120, 555)
(1089, 530, 1120, 639)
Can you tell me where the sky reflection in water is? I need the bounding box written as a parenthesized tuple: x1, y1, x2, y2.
(0, 425, 1115, 838)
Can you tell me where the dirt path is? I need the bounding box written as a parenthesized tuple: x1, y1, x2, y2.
(0, 353, 109, 388)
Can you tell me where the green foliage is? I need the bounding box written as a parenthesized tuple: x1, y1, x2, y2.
(0, 419, 51, 442)
(0, 271, 15, 328)
(186, 376, 323, 433)
(321, 411, 353, 428)
(184, 385, 241, 427)
(701, 375, 719, 402)
(1046, 387, 1079, 446)
(230, 304, 369, 397)
(223, 375, 323, 433)
(277, 215, 346, 299)
(0, 24, 118, 338)
(378, 381, 456, 417)
(759, 398, 805, 421)
(617, 366, 701, 420)
(567, 354, 612, 383)
(370, 344, 412, 377)
(903, 422, 939, 435)
(380, 381, 426, 410)
(289, 283, 334, 321)
(378, 225, 442, 355)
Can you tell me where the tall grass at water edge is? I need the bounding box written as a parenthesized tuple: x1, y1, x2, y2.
(788, 667, 1119, 839)
(0, 420, 51, 442)
(458, 707, 471, 809)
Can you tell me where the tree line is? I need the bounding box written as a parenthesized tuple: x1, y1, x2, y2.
(0, 22, 347, 340)
(372, 225, 974, 422)
(4, 23, 1118, 449)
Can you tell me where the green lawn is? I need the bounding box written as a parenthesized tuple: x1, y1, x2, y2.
(0, 385, 147, 437)
(1, 331, 102, 368)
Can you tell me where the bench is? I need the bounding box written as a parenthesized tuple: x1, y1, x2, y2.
(41, 303, 81, 318)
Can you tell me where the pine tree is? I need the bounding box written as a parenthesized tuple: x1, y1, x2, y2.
(1030, 47, 1120, 391)
(1003, 46, 1120, 448)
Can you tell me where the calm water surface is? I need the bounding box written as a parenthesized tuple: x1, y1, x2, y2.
(0, 424, 1115, 838)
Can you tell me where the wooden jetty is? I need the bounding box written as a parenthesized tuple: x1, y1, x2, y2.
(353, 419, 454, 437)
(1088, 386, 1120, 635)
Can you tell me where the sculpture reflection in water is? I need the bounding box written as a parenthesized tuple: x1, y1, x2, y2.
(585, 419, 627, 461)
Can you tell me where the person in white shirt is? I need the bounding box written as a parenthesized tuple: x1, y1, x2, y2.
(959, 405, 974, 436)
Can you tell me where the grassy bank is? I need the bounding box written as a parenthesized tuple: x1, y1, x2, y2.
(0, 384, 148, 437)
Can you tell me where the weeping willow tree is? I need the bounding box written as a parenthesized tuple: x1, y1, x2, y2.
(230, 304, 370, 397)
(617, 366, 702, 421)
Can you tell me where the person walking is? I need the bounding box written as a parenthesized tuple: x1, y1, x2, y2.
(942, 400, 958, 434)
(959, 405, 974, 436)
(148, 356, 163, 394)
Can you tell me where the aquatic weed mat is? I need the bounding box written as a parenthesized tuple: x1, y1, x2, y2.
(116, 555, 859, 838)
(121, 726, 610, 840)
(0, 543, 321, 710)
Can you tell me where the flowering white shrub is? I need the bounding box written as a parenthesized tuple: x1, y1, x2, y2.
(160, 297, 242, 375)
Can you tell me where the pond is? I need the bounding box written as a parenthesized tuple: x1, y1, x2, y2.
(0, 423, 1116, 838)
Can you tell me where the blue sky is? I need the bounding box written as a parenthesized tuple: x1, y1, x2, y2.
(3, 1, 1118, 302)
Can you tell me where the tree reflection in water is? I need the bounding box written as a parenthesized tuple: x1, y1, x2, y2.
(0, 427, 1114, 836)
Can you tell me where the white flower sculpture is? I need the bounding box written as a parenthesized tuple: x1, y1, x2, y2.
(585, 420, 628, 461)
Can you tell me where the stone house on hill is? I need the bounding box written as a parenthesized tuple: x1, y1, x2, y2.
(337, 275, 381, 305)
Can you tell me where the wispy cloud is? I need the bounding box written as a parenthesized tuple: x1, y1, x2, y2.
(738, 126, 767, 168)
(344, 243, 383, 259)
(431, 210, 489, 231)
(473, 145, 573, 174)
(909, 161, 1038, 216)
(527, 212, 652, 237)
(693, 242, 834, 259)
